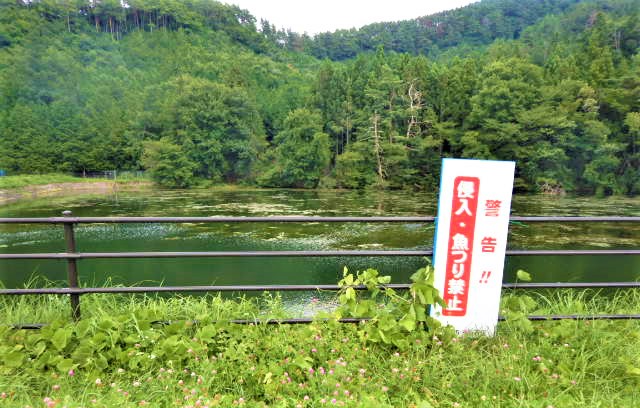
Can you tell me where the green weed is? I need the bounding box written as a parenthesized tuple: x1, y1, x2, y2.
(0, 268, 638, 407)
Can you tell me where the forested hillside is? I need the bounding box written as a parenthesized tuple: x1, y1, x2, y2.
(304, 0, 581, 60)
(0, 0, 638, 194)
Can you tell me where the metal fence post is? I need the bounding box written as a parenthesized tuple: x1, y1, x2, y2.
(62, 210, 81, 320)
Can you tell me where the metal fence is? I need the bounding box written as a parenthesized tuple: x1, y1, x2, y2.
(1, 211, 639, 324)
(70, 170, 147, 180)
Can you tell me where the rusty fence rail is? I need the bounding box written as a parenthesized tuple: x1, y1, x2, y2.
(0, 212, 639, 324)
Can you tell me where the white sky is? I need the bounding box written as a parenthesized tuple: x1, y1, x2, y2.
(226, 0, 478, 35)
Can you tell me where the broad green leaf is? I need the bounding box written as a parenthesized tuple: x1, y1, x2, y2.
(56, 358, 76, 373)
(292, 355, 312, 370)
(95, 353, 109, 370)
(379, 316, 396, 331)
(344, 274, 354, 286)
(410, 268, 425, 282)
(72, 344, 95, 364)
(161, 335, 179, 355)
(123, 335, 138, 345)
(345, 287, 355, 301)
(91, 332, 108, 350)
(32, 341, 47, 357)
(51, 328, 70, 351)
(516, 269, 532, 281)
(355, 302, 371, 317)
(399, 314, 416, 332)
(34, 351, 51, 370)
(197, 324, 219, 340)
(4, 351, 24, 368)
(97, 318, 116, 331)
(75, 320, 92, 337)
(423, 290, 434, 306)
(378, 275, 391, 284)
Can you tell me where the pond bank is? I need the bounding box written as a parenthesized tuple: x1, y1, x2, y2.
(1, 289, 639, 407)
(0, 181, 152, 205)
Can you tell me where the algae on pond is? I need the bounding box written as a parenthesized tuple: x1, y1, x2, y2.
(0, 189, 638, 297)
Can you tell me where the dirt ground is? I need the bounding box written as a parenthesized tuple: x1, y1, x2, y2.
(0, 181, 152, 205)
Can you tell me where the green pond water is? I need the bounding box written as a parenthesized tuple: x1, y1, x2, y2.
(1, 188, 639, 309)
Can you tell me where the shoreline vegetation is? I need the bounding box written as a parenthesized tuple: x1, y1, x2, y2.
(0, 175, 153, 206)
(1, 174, 638, 210)
(0, 273, 638, 407)
(0, 174, 354, 206)
(0, 174, 148, 189)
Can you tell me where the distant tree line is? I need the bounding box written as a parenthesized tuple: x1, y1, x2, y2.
(301, 0, 582, 60)
(0, 0, 638, 194)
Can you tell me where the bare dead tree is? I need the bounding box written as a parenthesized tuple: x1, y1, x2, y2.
(406, 81, 424, 139)
(371, 112, 385, 186)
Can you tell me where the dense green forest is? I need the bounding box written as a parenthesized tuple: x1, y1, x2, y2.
(305, 0, 581, 60)
(0, 0, 638, 194)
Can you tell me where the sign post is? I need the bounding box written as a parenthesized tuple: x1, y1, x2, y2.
(431, 158, 515, 335)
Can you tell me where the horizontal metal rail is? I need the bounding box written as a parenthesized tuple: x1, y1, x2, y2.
(508, 314, 640, 321)
(2, 282, 640, 296)
(0, 216, 435, 224)
(227, 314, 640, 322)
(1, 213, 638, 324)
(505, 249, 639, 256)
(1, 250, 432, 259)
(1, 249, 638, 260)
(10, 314, 640, 330)
(503, 282, 640, 289)
(0, 216, 639, 224)
(222, 314, 640, 323)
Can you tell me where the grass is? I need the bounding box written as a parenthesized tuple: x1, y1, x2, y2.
(0, 173, 150, 189)
(0, 174, 112, 189)
(0, 174, 302, 191)
(0, 281, 639, 407)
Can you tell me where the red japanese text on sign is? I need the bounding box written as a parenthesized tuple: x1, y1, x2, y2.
(481, 236, 497, 252)
(442, 176, 480, 317)
(432, 158, 515, 335)
(484, 200, 502, 217)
